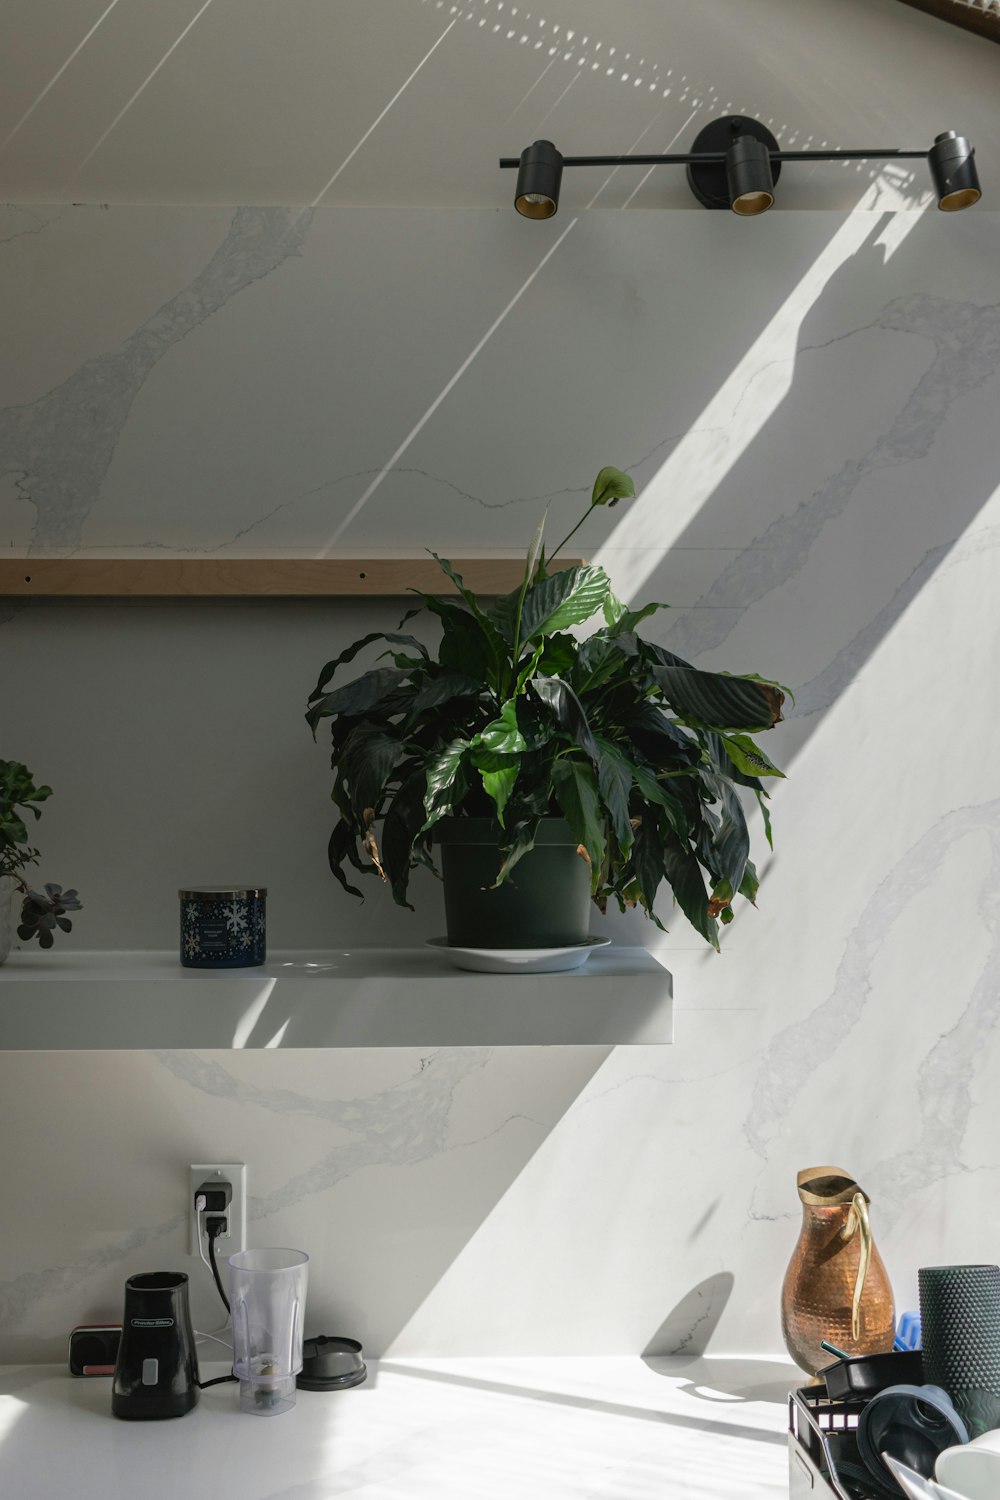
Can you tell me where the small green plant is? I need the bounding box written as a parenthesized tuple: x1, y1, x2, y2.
(306, 468, 788, 949)
(0, 760, 82, 948)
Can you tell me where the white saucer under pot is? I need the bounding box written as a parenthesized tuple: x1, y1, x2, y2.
(426, 936, 611, 974)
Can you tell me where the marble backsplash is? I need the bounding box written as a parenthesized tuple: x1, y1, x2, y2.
(1, 202, 999, 1357)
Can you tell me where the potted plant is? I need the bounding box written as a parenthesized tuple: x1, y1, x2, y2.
(0, 760, 82, 961)
(306, 468, 786, 960)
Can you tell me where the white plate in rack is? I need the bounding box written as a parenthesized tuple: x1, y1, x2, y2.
(425, 936, 611, 974)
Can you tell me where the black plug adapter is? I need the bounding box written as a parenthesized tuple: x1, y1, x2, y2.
(195, 1180, 232, 1214)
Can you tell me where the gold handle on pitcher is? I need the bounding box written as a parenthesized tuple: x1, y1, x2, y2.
(843, 1191, 872, 1342)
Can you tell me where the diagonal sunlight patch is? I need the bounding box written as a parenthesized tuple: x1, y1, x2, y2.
(589, 185, 929, 605)
(68, 0, 216, 180)
(0, 0, 125, 157)
(0, 1394, 26, 1444)
(620, 110, 698, 209)
(533, 68, 583, 133)
(503, 57, 556, 124)
(311, 18, 457, 206)
(231, 980, 276, 1048)
(322, 216, 579, 551)
(585, 110, 671, 209)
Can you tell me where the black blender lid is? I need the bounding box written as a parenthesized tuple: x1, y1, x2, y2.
(297, 1336, 367, 1391)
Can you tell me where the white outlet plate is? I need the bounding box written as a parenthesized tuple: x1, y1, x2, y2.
(190, 1162, 246, 1258)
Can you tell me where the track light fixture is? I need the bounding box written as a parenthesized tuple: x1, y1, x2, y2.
(503, 116, 982, 217)
(927, 130, 982, 211)
(513, 137, 563, 219)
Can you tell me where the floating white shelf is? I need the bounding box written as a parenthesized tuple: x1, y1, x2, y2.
(0, 947, 673, 1049)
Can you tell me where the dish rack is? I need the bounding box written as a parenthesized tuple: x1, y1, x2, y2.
(788, 1386, 876, 1499)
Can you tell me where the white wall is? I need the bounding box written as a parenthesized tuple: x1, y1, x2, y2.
(2, 201, 999, 1357)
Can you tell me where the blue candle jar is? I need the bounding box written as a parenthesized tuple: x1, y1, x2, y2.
(179, 887, 266, 968)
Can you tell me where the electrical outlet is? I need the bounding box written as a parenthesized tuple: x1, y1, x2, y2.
(189, 1162, 246, 1257)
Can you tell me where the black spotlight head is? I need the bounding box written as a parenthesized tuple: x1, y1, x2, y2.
(687, 116, 781, 211)
(928, 131, 981, 211)
(514, 139, 563, 219)
(726, 134, 774, 216)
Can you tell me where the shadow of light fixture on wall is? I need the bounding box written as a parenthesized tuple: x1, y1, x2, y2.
(502, 116, 982, 216)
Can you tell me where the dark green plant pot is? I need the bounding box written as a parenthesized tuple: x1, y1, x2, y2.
(435, 817, 592, 949)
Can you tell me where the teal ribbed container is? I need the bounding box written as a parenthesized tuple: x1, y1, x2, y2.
(919, 1263, 1000, 1438)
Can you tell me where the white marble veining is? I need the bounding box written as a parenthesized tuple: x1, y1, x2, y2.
(0, 1356, 800, 1500)
(2, 201, 1000, 1363)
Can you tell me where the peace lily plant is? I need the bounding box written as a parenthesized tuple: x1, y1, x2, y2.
(307, 467, 787, 949)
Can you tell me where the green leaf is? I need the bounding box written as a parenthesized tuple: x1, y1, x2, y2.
(631, 815, 665, 915)
(4, 814, 28, 845)
(436, 606, 503, 688)
(339, 725, 406, 817)
(309, 632, 427, 701)
(531, 676, 599, 760)
(755, 790, 773, 850)
(739, 858, 760, 905)
(652, 664, 785, 732)
(719, 732, 785, 779)
(703, 730, 762, 792)
(593, 736, 634, 853)
(591, 465, 635, 507)
(421, 737, 469, 832)
(662, 831, 719, 950)
(481, 760, 518, 826)
(408, 672, 484, 717)
(631, 763, 688, 837)
(327, 820, 364, 900)
(602, 592, 627, 628)
(604, 600, 670, 637)
(381, 771, 429, 908)
(306, 667, 408, 734)
(422, 591, 507, 690)
(490, 816, 540, 887)
(626, 703, 700, 763)
(518, 565, 612, 642)
(514, 643, 545, 696)
(471, 698, 525, 758)
(551, 758, 606, 890)
(572, 635, 629, 694)
(710, 781, 750, 896)
(430, 553, 488, 617)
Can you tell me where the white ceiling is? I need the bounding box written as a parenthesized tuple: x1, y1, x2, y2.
(1, 0, 997, 210)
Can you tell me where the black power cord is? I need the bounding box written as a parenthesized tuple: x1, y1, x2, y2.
(197, 1216, 237, 1390)
(206, 1216, 231, 1314)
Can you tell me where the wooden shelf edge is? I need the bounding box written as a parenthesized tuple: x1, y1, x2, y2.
(890, 0, 1000, 42)
(0, 558, 582, 598)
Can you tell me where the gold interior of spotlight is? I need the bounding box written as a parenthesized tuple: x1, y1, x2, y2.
(731, 189, 774, 216)
(515, 192, 557, 219)
(939, 186, 981, 212)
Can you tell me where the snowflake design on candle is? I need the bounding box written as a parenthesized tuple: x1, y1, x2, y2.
(225, 900, 248, 937)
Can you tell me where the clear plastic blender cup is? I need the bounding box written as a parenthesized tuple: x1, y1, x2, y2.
(228, 1248, 309, 1415)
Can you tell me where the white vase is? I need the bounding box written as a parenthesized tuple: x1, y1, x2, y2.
(0, 875, 16, 964)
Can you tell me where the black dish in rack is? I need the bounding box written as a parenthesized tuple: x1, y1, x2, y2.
(789, 1386, 900, 1500)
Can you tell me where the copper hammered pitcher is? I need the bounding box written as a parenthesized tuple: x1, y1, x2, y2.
(780, 1165, 895, 1375)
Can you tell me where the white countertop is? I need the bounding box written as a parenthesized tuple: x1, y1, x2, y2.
(0, 1355, 798, 1499)
(0, 947, 673, 1048)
